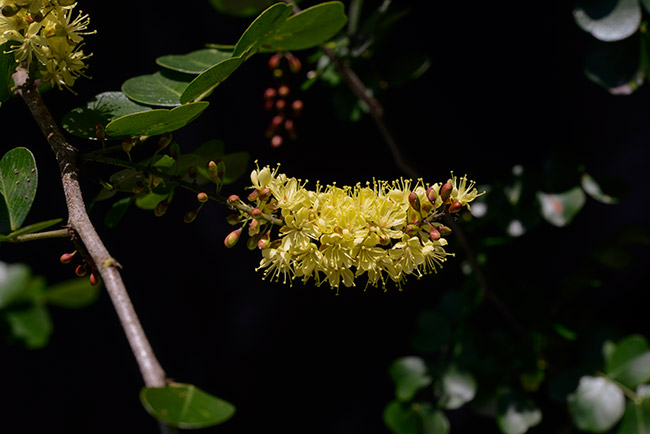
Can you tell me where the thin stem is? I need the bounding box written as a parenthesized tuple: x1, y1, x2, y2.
(6, 228, 70, 242)
(14, 70, 167, 389)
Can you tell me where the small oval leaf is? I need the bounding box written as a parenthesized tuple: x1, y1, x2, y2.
(156, 49, 233, 74)
(180, 56, 245, 104)
(209, 0, 273, 17)
(0, 147, 38, 232)
(389, 357, 432, 402)
(122, 71, 194, 107)
(105, 102, 209, 138)
(568, 376, 625, 432)
(45, 278, 100, 309)
(437, 365, 477, 410)
(574, 0, 641, 42)
(232, 3, 293, 58)
(140, 383, 235, 428)
(606, 335, 650, 389)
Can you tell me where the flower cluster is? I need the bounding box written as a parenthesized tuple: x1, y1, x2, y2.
(0, 0, 94, 91)
(225, 163, 484, 292)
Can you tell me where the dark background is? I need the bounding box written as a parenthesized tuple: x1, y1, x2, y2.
(2, 1, 650, 433)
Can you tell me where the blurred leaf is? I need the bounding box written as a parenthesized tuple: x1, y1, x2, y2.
(136, 193, 169, 210)
(62, 92, 152, 139)
(553, 323, 578, 341)
(3, 304, 52, 349)
(381, 50, 432, 85)
(180, 56, 245, 104)
(585, 34, 644, 95)
(105, 102, 209, 137)
(194, 139, 226, 159)
(497, 389, 542, 434)
(4, 218, 63, 240)
(156, 49, 232, 74)
(0, 147, 38, 232)
(389, 357, 432, 402)
(232, 3, 293, 58)
(384, 401, 419, 434)
(109, 168, 146, 193)
(568, 376, 625, 432)
(105, 197, 133, 229)
(438, 365, 477, 410)
(617, 399, 650, 434)
(122, 71, 194, 107)
(643, 0, 650, 13)
(574, 0, 641, 42)
(581, 173, 619, 204)
(537, 187, 586, 227)
(0, 42, 17, 103)
(262, 2, 348, 51)
(153, 155, 176, 170)
(140, 383, 235, 428)
(606, 335, 650, 389)
(0, 261, 31, 309)
(45, 278, 100, 309)
(209, 0, 274, 17)
(221, 152, 250, 184)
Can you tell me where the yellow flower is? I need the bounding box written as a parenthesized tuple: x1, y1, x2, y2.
(448, 172, 484, 209)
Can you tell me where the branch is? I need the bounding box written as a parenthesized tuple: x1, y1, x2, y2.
(13, 70, 167, 388)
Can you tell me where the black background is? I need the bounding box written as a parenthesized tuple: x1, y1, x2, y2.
(2, 1, 650, 433)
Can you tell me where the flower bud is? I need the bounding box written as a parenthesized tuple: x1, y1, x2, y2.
(426, 186, 437, 203)
(170, 142, 181, 160)
(263, 87, 277, 99)
(440, 183, 453, 203)
(429, 228, 441, 241)
(249, 218, 259, 231)
(264, 99, 274, 111)
(284, 119, 295, 133)
(275, 99, 286, 111)
(121, 138, 135, 153)
(207, 160, 218, 179)
(184, 210, 198, 223)
(247, 235, 259, 250)
(94, 124, 105, 141)
(224, 228, 242, 248)
(154, 198, 169, 217)
(437, 225, 452, 236)
(278, 85, 290, 97)
(226, 213, 241, 225)
(157, 133, 173, 151)
(247, 189, 259, 201)
(89, 272, 99, 286)
(75, 264, 87, 277)
(197, 192, 208, 203)
(258, 187, 271, 201)
(60, 251, 77, 264)
(408, 192, 420, 212)
(187, 166, 198, 179)
(272, 68, 283, 79)
(250, 208, 263, 218)
(449, 201, 463, 213)
(258, 233, 271, 249)
(268, 53, 282, 70)
(132, 181, 145, 194)
(291, 100, 304, 116)
(270, 135, 283, 148)
(287, 53, 302, 73)
(227, 194, 240, 205)
(405, 224, 419, 236)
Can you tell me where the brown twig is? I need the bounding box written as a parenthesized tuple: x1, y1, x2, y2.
(13, 69, 167, 388)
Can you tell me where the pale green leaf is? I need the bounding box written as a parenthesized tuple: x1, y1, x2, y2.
(568, 376, 625, 432)
(0, 147, 38, 232)
(122, 71, 193, 107)
(574, 0, 641, 42)
(105, 102, 209, 137)
(156, 49, 233, 74)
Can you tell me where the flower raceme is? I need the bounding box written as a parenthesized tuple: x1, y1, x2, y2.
(0, 0, 94, 91)
(225, 164, 484, 292)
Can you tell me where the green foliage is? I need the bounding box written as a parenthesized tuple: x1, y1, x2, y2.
(122, 71, 195, 107)
(140, 383, 235, 428)
(389, 357, 432, 402)
(0, 42, 17, 103)
(209, 0, 274, 17)
(568, 376, 625, 432)
(104, 102, 209, 137)
(0, 147, 38, 233)
(156, 49, 232, 74)
(0, 261, 100, 348)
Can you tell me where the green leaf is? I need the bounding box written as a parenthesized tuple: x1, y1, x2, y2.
(209, 0, 274, 17)
(262, 2, 348, 51)
(584, 35, 644, 95)
(574, 0, 641, 42)
(606, 335, 650, 389)
(180, 56, 245, 104)
(156, 49, 233, 74)
(105, 102, 209, 137)
(497, 389, 542, 434)
(437, 365, 477, 410)
(411, 311, 451, 353)
(568, 376, 625, 433)
(0, 147, 38, 232)
(122, 71, 194, 107)
(383, 401, 449, 434)
(643, 0, 650, 14)
(62, 91, 152, 139)
(0, 42, 17, 103)
(135, 192, 168, 210)
(3, 304, 53, 349)
(537, 187, 586, 227)
(582, 173, 619, 204)
(389, 357, 432, 402)
(617, 399, 650, 434)
(221, 151, 249, 184)
(0, 261, 31, 309)
(140, 383, 235, 428)
(45, 278, 100, 309)
(105, 197, 133, 229)
(5, 218, 63, 239)
(232, 3, 293, 58)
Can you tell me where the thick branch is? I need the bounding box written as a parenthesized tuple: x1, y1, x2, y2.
(14, 71, 167, 388)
